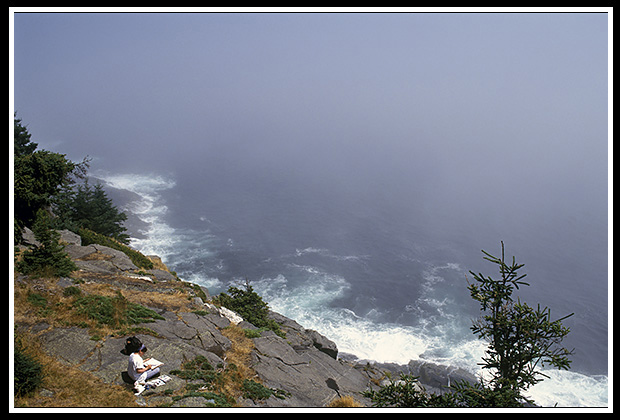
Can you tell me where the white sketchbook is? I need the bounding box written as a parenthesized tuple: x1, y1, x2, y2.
(146, 358, 164, 368)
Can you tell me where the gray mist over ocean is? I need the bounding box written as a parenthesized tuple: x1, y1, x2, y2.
(13, 11, 609, 406)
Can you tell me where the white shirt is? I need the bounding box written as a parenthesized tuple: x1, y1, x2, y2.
(128, 352, 145, 381)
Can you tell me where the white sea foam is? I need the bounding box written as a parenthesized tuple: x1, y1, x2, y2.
(254, 260, 608, 407)
(96, 172, 176, 247)
(293, 247, 368, 262)
(525, 369, 609, 407)
(96, 172, 214, 267)
(252, 262, 473, 366)
(183, 272, 223, 291)
(95, 170, 609, 408)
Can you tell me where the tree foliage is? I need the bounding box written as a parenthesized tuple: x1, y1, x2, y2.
(14, 115, 38, 157)
(14, 333, 43, 397)
(13, 115, 89, 240)
(53, 181, 129, 244)
(363, 373, 525, 408)
(467, 241, 574, 395)
(365, 241, 574, 407)
(14, 115, 128, 247)
(14, 148, 77, 230)
(216, 281, 284, 337)
(16, 208, 78, 278)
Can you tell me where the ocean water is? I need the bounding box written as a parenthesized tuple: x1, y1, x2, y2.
(96, 169, 609, 408)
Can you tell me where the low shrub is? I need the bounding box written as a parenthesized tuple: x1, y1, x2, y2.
(242, 379, 289, 402)
(215, 284, 284, 338)
(14, 335, 43, 397)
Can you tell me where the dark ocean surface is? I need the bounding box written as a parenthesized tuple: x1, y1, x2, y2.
(96, 162, 608, 407)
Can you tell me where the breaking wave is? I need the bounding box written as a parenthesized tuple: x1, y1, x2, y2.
(98, 171, 608, 408)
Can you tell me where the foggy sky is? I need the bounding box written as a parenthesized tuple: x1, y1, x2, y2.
(12, 11, 609, 243)
(11, 11, 611, 379)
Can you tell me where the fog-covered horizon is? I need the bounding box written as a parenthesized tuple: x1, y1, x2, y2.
(13, 10, 609, 287)
(12, 10, 610, 404)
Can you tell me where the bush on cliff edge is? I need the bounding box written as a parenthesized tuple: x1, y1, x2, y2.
(215, 283, 284, 338)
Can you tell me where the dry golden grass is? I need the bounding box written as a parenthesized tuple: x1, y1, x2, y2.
(124, 287, 192, 312)
(326, 395, 365, 408)
(147, 255, 170, 271)
(13, 271, 261, 408)
(12, 274, 189, 408)
(13, 331, 140, 408)
(14, 275, 78, 327)
(219, 325, 259, 403)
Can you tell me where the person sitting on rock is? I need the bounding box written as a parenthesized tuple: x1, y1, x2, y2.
(128, 344, 160, 395)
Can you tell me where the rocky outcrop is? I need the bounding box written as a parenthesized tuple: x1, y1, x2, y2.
(26, 305, 372, 407)
(250, 331, 371, 407)
(16, 230, 477, 407)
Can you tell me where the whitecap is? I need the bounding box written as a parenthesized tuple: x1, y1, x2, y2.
(95, 171, 217, 275)
(183, 272, 223, 292)
(525, 369, 609, 407)
(293, 247, 368, 263)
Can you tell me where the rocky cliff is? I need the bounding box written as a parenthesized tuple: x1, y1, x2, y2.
(14, 230, 477, 408)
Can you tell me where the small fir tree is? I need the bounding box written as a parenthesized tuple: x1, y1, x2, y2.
(467, 241, 574, 399)
(364, 241, 575, 408)
(17, 209, 77, 277)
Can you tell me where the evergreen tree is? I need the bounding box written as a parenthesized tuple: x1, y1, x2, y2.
(365, 242, 574, 408)
(216, 281, 285, 337)
(14, 115, 38, 156)
(13, 115, 89, 241)
(14, 149, 76, 233)
(467, 242, 574, 398)
(17, 209, 77, 278)
(53, 181, 129, 244)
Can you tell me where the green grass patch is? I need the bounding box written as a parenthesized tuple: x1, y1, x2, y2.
(73, 291, 164, 328)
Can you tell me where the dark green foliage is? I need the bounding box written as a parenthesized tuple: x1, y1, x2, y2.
(26, 291, 53, 317)
(78, 228, 153, 270)
(17, 209, 78, 277)
(437, 380, 525, 408)
(14, 335, 43, 397)
(216, 283, 284, 338)
(73, 291, 164, 328)
(467, 242, 574, 394)
(363, 374, 526, 408)
(365, 242, 574, 407)
(62, 286, 82, 297)
(363, 374, 432, 408)
(171, 355, 218, 383)
(14, 149, 77, 234)
(242, 379, 273, 401)
(14, 115, 38, 157)
(53, 181, 129, 244)
(26, 291, 48, 308)
(242, 379, 290, 402)
(169, 355, 234, 407)
(13, 116, 85, 235)
(171, 391, 233, 408)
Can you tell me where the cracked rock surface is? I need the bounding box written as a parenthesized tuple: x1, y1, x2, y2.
(16, 229, 475, 407)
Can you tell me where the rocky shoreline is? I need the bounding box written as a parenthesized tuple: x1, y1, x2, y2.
(14, 229, 477, 408)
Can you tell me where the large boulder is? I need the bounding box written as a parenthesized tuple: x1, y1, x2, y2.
(267, 311, 338, 359)
(407, 360, 478, 389)
(249, 331, 372, 407)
